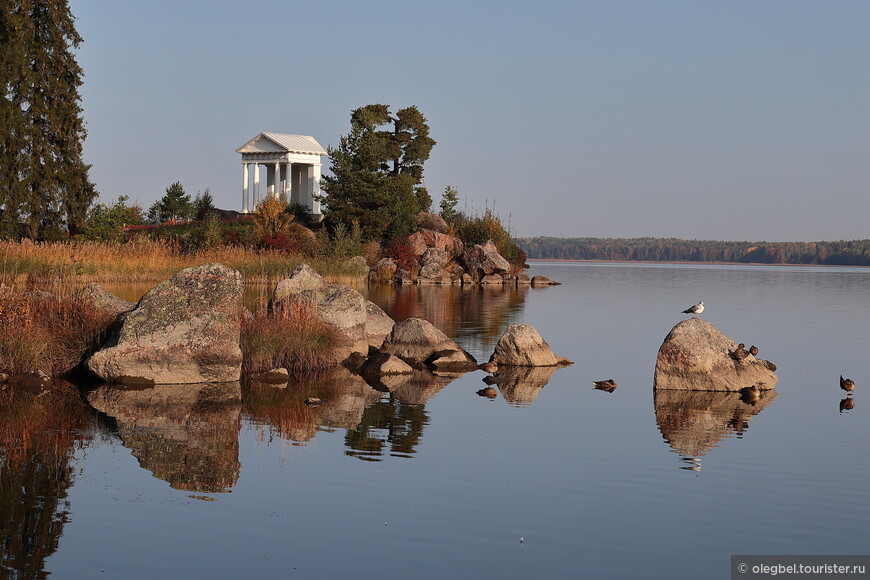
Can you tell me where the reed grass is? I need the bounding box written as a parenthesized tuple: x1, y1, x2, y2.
(0, 238, 368, 286)
(0, 287, 116, 377)
(240, 298, 340, 375)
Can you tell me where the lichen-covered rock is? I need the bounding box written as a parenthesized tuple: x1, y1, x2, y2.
(343, 256, 370, 277)
(79, 283, 136, 317)
(87, 263, 244, 385)
(421, 248, 451, 268)
(379, 317, 476, 369)
(462, 241, 511, 278)
(270, 263, 327, 306)
(654, 318, 778, 391)
(489, 324, 572, 367)
(365, 300, 394, 350)
(395, 269, 414, 285)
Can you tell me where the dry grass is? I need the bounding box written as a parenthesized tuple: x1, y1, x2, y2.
(0, 238, 368, 286)
(0, 287, 116, 377)
(241, 298, 339, 375)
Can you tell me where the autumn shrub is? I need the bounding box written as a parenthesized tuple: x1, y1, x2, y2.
(241, 298, 338, 375)
(385, 237, 418, 271)
(0, 288, 116, 377)
(455, 207, 525, 270)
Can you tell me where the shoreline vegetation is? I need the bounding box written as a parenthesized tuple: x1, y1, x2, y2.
(518, 237, 870, 267)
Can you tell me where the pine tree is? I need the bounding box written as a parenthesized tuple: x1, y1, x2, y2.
(0, 0, 96, 239)
(321, 104, 435, 243)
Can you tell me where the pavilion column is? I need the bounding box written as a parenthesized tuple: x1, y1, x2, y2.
(241, 163, 250, 213)
(253, 163, 261, 206)
(310, 163, 322, 214)
(274, 162, 281, 199)
(282, 162, 291, 200)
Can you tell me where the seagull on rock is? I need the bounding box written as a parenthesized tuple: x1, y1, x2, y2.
(682, 301, 704, 315)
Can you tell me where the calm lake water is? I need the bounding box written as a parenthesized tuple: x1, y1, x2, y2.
(4, 261, 869, 579)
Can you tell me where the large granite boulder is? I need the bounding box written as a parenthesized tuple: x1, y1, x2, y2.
(87, 263, 244, 385)
(654, 318, 778, 391)
(369, 258, 398, 283)
(488, 324, 572, 367)
(378, 317, 477, 370)
(407, 229, 463, 257)
(462, 241, 511, 278)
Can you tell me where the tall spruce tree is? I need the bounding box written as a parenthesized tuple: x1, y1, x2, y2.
(0, 0, 96, 239)
(321, 104, 435, 242)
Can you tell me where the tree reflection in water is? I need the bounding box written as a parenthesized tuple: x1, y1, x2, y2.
(654, 389, 777, 471)
(0, 386, 94, 578)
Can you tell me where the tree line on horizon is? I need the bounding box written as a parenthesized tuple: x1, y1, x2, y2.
(517, 237, 870, 266)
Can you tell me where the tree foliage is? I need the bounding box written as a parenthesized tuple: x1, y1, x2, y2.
(81, 195, 144, 242)
(518, 237, 870, 266)
(0, 0, 96, 239)
(147, 182, 193, 223)
(321, 104, 435, 243)
(439, 185, 460, 223)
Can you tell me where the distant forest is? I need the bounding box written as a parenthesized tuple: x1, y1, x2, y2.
(516, 237, 870, 266)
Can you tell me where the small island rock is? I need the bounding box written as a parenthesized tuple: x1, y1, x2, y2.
(654, 318, 778, 391)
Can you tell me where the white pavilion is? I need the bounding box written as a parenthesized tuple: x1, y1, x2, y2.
(236, 132, 327, 214)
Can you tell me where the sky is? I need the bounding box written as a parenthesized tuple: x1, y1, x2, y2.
(69, 0, 870, 242)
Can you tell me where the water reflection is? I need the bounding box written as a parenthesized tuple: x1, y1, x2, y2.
(483, 366, 559, 406)
(243, 367, 381, 443)
(839, 397, 855, 413)
(366, 284, 530, 357)
(654, 389, 777, 470)
(86, 382, 242, 493)
(0, 388, 93, 578)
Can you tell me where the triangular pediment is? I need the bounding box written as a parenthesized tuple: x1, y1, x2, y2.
(236, 133, 327, 155)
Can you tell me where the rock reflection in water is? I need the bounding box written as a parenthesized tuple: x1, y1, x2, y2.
(483, 366, 558, 406)
(654, 389, 777, 470)
(346, 371, 456, 461)
(86, 382, 242, 492)
(244, 367, 382, 443)
(366, 283, 529, 357)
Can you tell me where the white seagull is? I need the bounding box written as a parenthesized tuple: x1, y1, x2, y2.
(682, 301, 704, 314)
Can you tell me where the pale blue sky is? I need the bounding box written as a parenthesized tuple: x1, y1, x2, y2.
(70, 1, 870, 241)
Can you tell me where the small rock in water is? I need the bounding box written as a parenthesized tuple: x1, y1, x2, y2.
(304, 397, 322, 406)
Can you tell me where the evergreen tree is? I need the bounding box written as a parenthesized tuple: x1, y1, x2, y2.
(439, 185, 460, 223)
(321, 104, 435, 242)
(0, 0, 96, 239)
(149, 181, 193, 223)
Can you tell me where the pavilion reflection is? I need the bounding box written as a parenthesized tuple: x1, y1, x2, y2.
(87, 382, 242, 493)
(654, 389, 777, 471)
